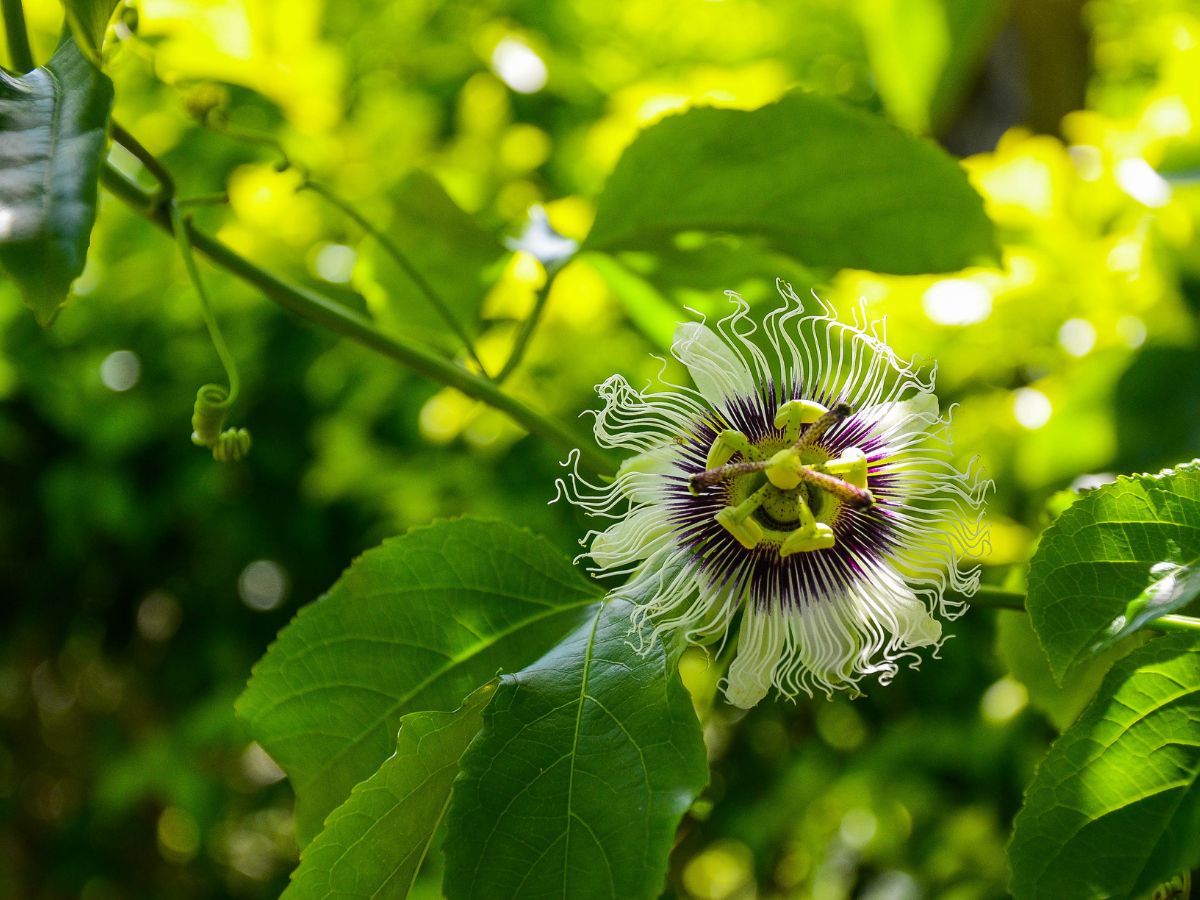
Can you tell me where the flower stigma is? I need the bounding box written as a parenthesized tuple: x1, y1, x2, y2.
(556, 282, 990, 708)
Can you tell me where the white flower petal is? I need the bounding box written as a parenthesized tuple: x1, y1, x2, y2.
(673, 322, 756, 410)
(589, 505, 671, 568)
(615, 444, 679, 504)
(725, 603, 787, 709)
(861, 391, 939, 451)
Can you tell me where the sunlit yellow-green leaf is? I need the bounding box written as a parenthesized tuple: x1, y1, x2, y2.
(585, 92, 998, 275)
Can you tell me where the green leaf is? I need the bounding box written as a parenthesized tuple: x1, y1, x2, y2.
(283, 683, 495, 900)
(0, 37, 113, 325)
(994, 610, 1144, 731)
(236, 518, 601, 846)
(856, 0, 1005, 135)
(583, 92, 997, 275)
(443, 600, 709, 900)
(1026, 461, 1200, 683)
(354, 171, 504, 352)
(63, 0, 121, 58)
(1008, 634, 1200, 899)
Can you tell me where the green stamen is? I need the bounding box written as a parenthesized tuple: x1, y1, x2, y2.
(704, 402, 872, 554)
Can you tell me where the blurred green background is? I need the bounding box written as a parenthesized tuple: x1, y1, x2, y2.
(3, 0, 1200, 897)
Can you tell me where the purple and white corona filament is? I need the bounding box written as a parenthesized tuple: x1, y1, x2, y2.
(557, 282, 990, 708)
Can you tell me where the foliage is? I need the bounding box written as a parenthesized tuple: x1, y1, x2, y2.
(444, 600, 708, 900)
(1027, 462, 1200, 681)
(4, 0, 1200, 898)
(0, 36, 111, 324)
(1009, 634, 1200, 899)
(284, 684, 493, 899)
(237, 519, 600, 844)
(585, 92, 998, 273)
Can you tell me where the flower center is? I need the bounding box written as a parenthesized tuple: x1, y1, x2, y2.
(688, 400, 873, 556)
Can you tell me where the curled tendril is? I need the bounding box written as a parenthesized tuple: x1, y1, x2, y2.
(191, 384, 252, 462)
(170, 203, 251, 462)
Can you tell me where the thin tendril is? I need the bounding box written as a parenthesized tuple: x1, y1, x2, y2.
(171, 203, 239, 403)
(170, 202, 250, 461)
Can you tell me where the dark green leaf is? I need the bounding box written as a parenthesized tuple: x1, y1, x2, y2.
(236, 518, 601, 846)
(283, 684, 494, 900)
(354, 171, 504, 352)
(443, 600, 709, 900)
(1008, 634, 1200, 899)
(0, 37, 113, 325)
(1026, 461, 1200, 683)
(63, 0, 121, 58)
(584, 92, 997, 275)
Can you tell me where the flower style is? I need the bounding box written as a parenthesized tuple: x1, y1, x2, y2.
(558, 282, 990, 708)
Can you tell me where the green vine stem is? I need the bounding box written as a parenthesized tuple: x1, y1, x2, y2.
(188, 110, 491, 378)
(957, 583, 1200, 632)
(957, 585, 1027, 610)
(300, 180, 489, 377)
(109, 120, 174, 206)
(100, 159, 616, 476)
(494, 266, 559, 385)
(2, 0, 35, 72)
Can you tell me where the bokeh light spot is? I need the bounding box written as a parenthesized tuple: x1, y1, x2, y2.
(1116, 158, 1170, 207)
(137, 591, 182, 642)
(839, 808, 879, 849)
(921, 279, 992, 326)
(981, 676, 1029, 723)
(1057, 318, 1096, 357)
(157, 806, 200, 862)
(311, 243, 357, 284)
(1117, 315, 1147, 348)
(1013, 388, 1052, 430)
(241, 742, 287, 786)
(491, 39, 547, 94)
(238, 560, 288, 612)
(100, 350, 141, 392)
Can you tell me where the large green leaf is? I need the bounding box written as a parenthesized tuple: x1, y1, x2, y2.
(236, 519, 601, 845)
(0, 37, 113, 325)
(583, 92, 997, 275)
(63, 0, 121, 58)
(443, 600, 709, 900)
(856, 0, 1005, 135)
(1026, 462, 1200, 683)
(283, 684, 494, 900)
(1008, 634, 1200, 899)
(353, 171, 504, 353)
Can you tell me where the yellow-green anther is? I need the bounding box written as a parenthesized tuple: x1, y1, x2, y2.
(823, 447, 869, 489)
(779, 497, 835, 556)
(774, 399, 828, 442)
(715, 487, 768, 548)
(780, 522, 836, 556)
(706, 429, 758, 468)
(765, 448, 803, 490)
(716, 506, 765, 549)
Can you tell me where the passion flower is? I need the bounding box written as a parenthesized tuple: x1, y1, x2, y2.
(559, 282, 990, 707)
